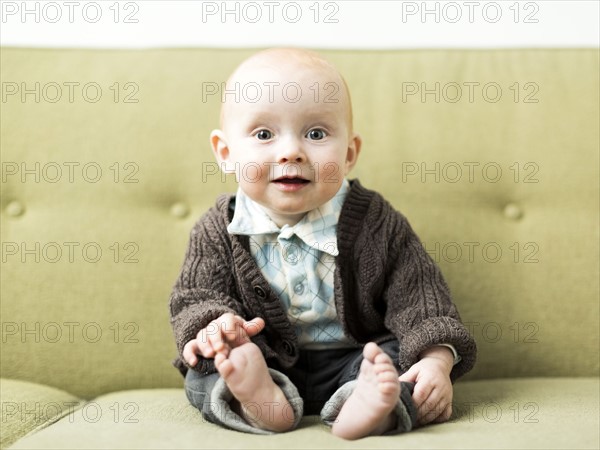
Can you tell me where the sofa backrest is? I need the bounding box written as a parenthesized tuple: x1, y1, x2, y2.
(1, 48, 598, 399)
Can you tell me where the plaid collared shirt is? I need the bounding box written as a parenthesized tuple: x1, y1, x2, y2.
(227, 179, 357, 349)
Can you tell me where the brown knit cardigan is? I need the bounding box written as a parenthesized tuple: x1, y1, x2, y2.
(169, 179, 476, 382)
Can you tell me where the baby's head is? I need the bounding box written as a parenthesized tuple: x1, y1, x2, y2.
(210, 48, 361, 227)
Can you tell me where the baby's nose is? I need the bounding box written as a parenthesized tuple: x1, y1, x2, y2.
(276, 138, 305, 163)
(278, 154, 303, 163)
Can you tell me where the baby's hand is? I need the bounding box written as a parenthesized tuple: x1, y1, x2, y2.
(398, 346, 454, 425)
(182, 313, 265, 367)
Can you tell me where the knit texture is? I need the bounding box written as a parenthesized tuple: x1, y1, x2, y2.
(169, 179, 477, 382)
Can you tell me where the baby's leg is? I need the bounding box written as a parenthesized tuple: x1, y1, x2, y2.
(215, 342, 296, 432)
(331, 342, 409, 439)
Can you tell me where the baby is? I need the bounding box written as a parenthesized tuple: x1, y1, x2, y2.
(169, 48, 476, 439)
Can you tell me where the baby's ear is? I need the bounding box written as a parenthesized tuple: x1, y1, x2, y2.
(345, 133, 362, 174)
(210, 129, 235, 173)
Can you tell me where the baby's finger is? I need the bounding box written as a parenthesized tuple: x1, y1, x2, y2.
(214, 353, 234, 378)
(433, 403, 452, 423)
(182, 340, 200, 366)
(207, 318, 228, 353)
(243, 317, 266, 337)
(196, 328, 215, 358)
(214, 352, 227, 368)
(418, 397, 443, 425)
(418, 385, 442, 416)
(222, 315, 247, 343)
(412, 380, 434, 409)
(398, 366, 418, 383)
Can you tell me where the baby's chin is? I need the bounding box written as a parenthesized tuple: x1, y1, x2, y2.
(254, 200, 313, 225)
(263, 202, 312, 216)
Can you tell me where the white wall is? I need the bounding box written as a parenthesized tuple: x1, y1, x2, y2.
(1, 0, 599, 48)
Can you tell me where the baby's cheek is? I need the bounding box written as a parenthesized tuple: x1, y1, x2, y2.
(241, 162, 264, 183)
(317, 160, 343, 184)
(233, 156, 270, 186)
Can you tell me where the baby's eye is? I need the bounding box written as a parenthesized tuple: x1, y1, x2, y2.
(255, 129, 272, 141)
(307, 129, 326, 140)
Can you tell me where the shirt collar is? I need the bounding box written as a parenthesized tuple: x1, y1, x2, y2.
(227, 179, 349, 256)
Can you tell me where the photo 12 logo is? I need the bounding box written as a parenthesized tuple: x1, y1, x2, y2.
(401, 82, 539, 104)
(200, 1, 340, 24)
(400, 1, 540, 24)
(1, 401, 140, 424)
(1, 82, 139, 104)
(401, 162, 540, 184)
(424, 241, 540, 264)
(1, 2, 140, 24)
(454, 401, 540, 423)
(1, 241, 140, 264)
(202, 81, 340, 104)
(200, 161, 340, 184)
(2, 162, 140, 184)
(2, 321, 140, 344)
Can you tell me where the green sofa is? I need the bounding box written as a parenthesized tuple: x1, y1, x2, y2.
(1, 47, 598, 449)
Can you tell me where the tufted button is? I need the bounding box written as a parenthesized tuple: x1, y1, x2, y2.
(170, 202, 190, 219)
(5, 200, 25, 217)
(282, 340, 296, 357)
(253, 285, 266, 298)
(503, 203, 523, 220)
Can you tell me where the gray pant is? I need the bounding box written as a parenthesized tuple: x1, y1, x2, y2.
(184, 339, 417, 435)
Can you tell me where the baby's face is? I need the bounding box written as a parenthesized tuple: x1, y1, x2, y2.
(211, 56, 361, 227)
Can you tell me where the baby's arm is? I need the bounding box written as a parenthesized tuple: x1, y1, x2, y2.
(379, 207, 477, 396)
(399, 345, 454, 425)
(170, 207, 267, 375)
(182, 313, 265, 367)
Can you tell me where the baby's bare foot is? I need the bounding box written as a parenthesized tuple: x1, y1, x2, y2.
(332, 342, 401, 439)
(215, 342, 294, 432)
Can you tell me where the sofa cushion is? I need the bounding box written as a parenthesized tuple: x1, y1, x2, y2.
(7, 378, 599, 449)
(0, 378, 84, 449)
(1, 48, 598, 399)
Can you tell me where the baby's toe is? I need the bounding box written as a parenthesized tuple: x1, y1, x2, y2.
(216, 357, 234, 379)
(374, 351, 394, 366)
(363, 342, 381, 362)
(378, 381, 399, 395)
(377, 369, 399, 383)
(377, 370, 400, 395)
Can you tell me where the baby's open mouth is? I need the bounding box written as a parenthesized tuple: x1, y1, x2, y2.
(272, 176, 310, 184)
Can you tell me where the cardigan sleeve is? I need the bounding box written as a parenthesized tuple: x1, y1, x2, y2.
(382, 209, 477, 382)
(169, 206, 245, 376)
